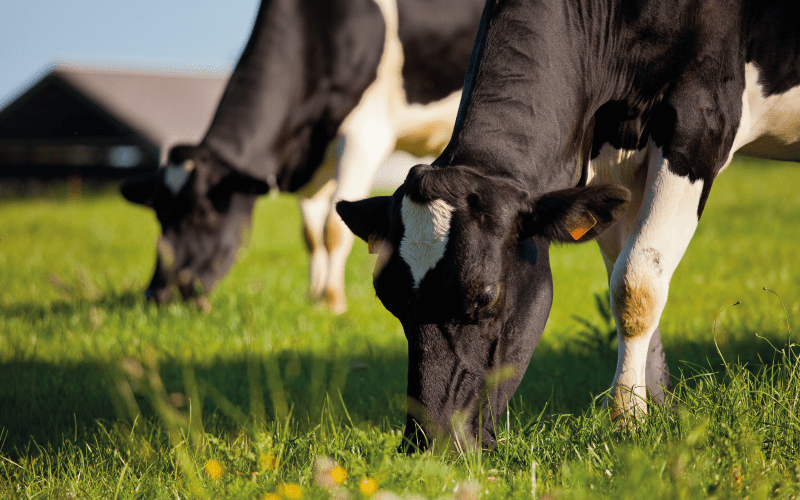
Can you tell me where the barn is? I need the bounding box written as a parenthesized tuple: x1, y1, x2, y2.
(0, 64, 228, 181)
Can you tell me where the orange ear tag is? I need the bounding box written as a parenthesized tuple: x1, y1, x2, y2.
(565, 213, 597, 240)
(367, 234, 383, 254)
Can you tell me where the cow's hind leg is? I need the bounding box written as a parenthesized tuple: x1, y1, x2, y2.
(299, 180, 338, 301)
(323, 108, 396, 313)
(298, 144, 341, 302)
(644, 326, 672, 403)
(601, 140, 705, 418)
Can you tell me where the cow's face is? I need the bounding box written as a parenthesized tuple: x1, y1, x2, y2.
(121, 145, 269, 304)
(337, 164, 629, 451)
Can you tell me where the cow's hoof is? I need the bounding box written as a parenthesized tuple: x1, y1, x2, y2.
(306, 288, 325, 303)
(324, 289, 347, 314)
(194, 296, 212, 314)
(606, 386, 648, 423)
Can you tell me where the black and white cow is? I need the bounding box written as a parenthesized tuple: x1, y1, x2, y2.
(121, 0, 484, 311)
(338, 0, 800, 450)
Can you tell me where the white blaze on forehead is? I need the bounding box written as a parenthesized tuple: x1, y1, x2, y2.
(399, 196, 455, 289)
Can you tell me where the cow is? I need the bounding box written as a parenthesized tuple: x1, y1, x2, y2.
(120, 0, 485, 312)
(337, 0, 800, 450)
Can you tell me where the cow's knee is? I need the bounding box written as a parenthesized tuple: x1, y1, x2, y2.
(610, 247, 669, 339)
(611, 278, 660, 340)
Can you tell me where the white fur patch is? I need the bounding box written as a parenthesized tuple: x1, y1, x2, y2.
(399, 196, 454, 288)
(732, 62, 800, 163)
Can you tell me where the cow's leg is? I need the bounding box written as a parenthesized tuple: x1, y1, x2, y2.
(596, 155, 673, 404)
(596, 273, 674, 405)
(643, 327, 672, 403)
(297, 143, 341, 301)
(600, 140, 705, 418)
(299, 179, 338, 301)
(598, 266, 673, 402)
(323, 108, 396, 313)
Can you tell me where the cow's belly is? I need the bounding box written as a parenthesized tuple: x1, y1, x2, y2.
(585, 144, 648, 190)
(393, 90, 461, 158)
(738, 135, 800, 162)
(734, 63, 800, 162)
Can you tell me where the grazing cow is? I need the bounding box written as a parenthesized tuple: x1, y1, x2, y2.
(121, 0, 484, 311)
(338, 0, 800, 450)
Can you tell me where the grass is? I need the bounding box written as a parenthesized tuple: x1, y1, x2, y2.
(1, 156, 799, 498)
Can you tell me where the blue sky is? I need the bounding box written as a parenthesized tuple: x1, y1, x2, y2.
(0, 0, 261, 108)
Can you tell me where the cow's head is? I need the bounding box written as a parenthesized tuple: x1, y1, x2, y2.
(121, 144, 270, 304)
(337, 164, 629, 451)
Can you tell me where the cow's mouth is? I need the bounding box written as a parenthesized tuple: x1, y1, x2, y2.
(144, 285, 173, 304)
(400, 405, 496, 454)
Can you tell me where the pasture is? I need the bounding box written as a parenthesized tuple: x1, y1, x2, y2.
(1, 157, 799, 499)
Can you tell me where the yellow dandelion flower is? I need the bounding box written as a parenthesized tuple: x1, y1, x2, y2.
(359, 477, 378, 497)
(276, 482, 303, 499)
(261, 494, 281, 500)
(204, 459, 224, 480)
(260, 453, 280, 471)
(329, 465, 348, 485)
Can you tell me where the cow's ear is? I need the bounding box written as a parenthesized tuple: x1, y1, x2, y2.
(120, 174, 157, 206)
(336, 196, 392, 243)
(522, 185, 630, 243)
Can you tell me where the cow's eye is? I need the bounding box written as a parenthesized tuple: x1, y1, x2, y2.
(476, 283, 499, 310)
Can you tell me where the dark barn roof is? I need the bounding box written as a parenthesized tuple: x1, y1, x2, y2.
(0, 64, 228, 178)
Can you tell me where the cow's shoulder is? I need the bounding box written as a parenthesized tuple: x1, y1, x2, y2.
(396, 0, 485, 104)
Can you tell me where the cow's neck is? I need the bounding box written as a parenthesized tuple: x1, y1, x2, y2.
(201, 0, 310, 188)
(440, 0, 597, 195)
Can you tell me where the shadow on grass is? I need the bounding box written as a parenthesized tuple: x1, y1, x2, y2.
(0, 289, 144, 323)
(1, 323, 793, 459)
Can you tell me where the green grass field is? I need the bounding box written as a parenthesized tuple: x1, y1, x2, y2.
(1, 157, 799, 499)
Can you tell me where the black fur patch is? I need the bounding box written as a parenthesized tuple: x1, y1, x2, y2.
(746, 2, 800, 96)
(202, 0, 385, 192)
(397, 0, 484, 104)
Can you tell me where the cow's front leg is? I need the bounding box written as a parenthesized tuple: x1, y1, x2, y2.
(595, 147, 673, 406)
(606, 141, 705, 418)
(600, 261, 673, 405)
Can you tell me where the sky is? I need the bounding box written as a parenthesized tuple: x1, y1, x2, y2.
(0, 0, 261, 108)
